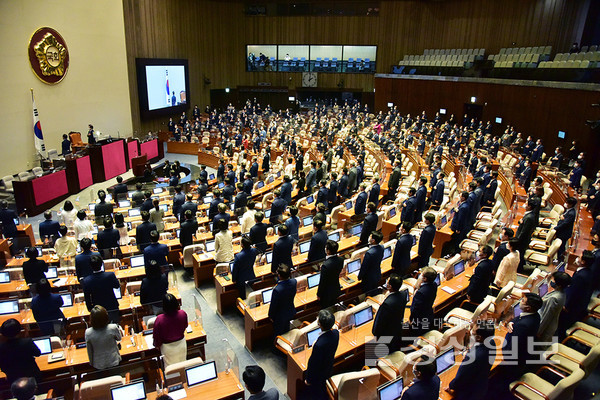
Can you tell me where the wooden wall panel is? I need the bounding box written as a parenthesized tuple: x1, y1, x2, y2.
(123, 0, 589, 133)
(375, 76, 600, 174)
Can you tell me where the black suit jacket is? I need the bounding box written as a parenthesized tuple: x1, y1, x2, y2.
(317, 256, 344, 308)
(410, 281, 437, 327)
(554, 207, 576, 241)
(180, 201, 198, 222)
(360, 212, 379, 244)
(268, 278, 297, 335)
(0, 337, 41, 384)
(307, 229, 328, 262)
(493, 242, 510, 269)
(401, 376, 440, 400)
(372, 290, 408, 338)
(306, 329, 339, 385)
(359, 245, 384, 294)
(449, 343, 493, 400)
(83, 271, 120, 312)
(179, 219, 198, 248)
(272, 235, 295, 273)
(250, 222, 268, 253)
(565, 267, 593, 320)
(504, 312, 540, 365)
(136, 221, 157, 249)
(515, 211, 537, 250)
(97, 228, 120, 251)
(467, 258, 494, 303)
(392, 234, 413, 276)
(418, 224, 436, 260)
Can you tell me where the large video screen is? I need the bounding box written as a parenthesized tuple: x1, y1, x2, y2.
(136, 58, 190, 119)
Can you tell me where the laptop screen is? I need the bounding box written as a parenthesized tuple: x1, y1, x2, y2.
(354, 306, 373, 327)
(350, 224, 362, 236)
(453, 261, 465, 276)
(307, 327, 321, 347)
(119, 200, 131, 208)
(347, 259, 361, 274)
(436, 348, 456, 375)
(218, 182, 225, 189)
(127, 191, 135, 198)
(307, 273, 321, 289)
(265, 209, 271, 218)
(33, 337, 52, 355)
(60, 293, 73, 308)
(267, 176, 274, 184)
(153, 187, 163, 194)
(209, 173, 215, 180)
(538, 282, 549, 297)
(128, 208, 141, 217)
(302, 216, 313, 227)
(203, 196, 213, 204)
(205, 240, 215, 252)
(306, 195, 314, 204)
(0, 300, 19, 315)
(299, 241, 311, 254)
(160, 204, 169, 212)
(440, 215, 447, 226)
(185, 361, 218, 387)
(110, 380, 146, 400)
(88, 203, 96, 211)
(556, 262, 566, 273)
(113, 287, 122, 299)
(514, 304, 522, 318)
(266, 252, 273, 264)
(130, 255, 145, 268)
(262, 288, 274, 304)
(389, 207, 396, 217)
(257, 181, 265, 189)
(383, 247, 392, 260)
(0, 271, 10, 283)
(45, 267, 58, 279)
(345, 201, 352, 210)
(36, 246, 43, 256)
(328, 232, 340, 242)
(434, 273, 442, 286)
(377, 377, 404, 400)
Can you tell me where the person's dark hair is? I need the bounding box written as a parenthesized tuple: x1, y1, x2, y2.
(277, 264, 291, 280)
(98, 190, 106, 201)
(90, 255, 103, 272)
(241, 236, 252, 249)
(326, 240, 339, 254)
(25, 247, 38, 259)
(388, 273, 403, 292)
(80, 237, 92, 251)
(63, 200, 74, 212)
(218, 203, 227, 213)
(508, 238, 519, 251)
(103, 217, 113, 229)
(371, 231, 383, 243)
(581, 250, 595, 267)
(367, 202, 377, 212)
(156, 395, 173, 400)
(146, 260, 161, 279)
(424, 213, 435, 224)
(217, 219, 228, 232)
(408, 187, 416, 196)
(153, 199, 160, 210)
(36, 278, 51, 296)
(552, 271, 571, 290)
(421, 267, 438, 282)
(318, 309, 335, 331)
(460, 191, 469, 201)
(11, 377, 37, 400)
(150, 230, 159, 243)
(243, 365, 266, 394)
(141, 210, 150, 221)
(58, 225, 68, 236)
(254, 211, 264, 222)
(1, 318, 22, 338)
(566, 196, 577, 207)
(184, 209, 193, 220)
(288, 205, 298, 216)
(401, 221, 413, 232)
(247, 201, 256, 210)
(90, 305, 109, 330)
(314, 219, 324, 230)
(502, 227, 514, 238)
(135, 182, 143, 191)
(175, 185, 182, 193)
(524, 293, 543, 313)
(77, 209, 87, 221)
(163, 293, 180, 315)
(116, 176, 123, 183)
(414, 355, 437, 379)
(278, 224, 288, 236)
(480, 245, 493, 258)
(44, 211, 52, 220)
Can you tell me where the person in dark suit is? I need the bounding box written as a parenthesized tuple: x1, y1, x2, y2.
(0, 200, 18, 238)
(140, 260, 168, 313)
(430, 172, 445, 208)
(392, 222, 414, 277)
(232, 237, 259, 299)
(280, 175, 293, 206)
(270, 189, 287, 225)
(518, 160, 532, 189)
(410, 267, 438, 335)
(450, 191, 471, 254)
(0, 319, 42, 385)
(354, 183, 368, 216)
(249, 158, 259, 179)
(360, 202, 379, 245)
(198, 165, 208, 184)
(493, 227, 513, 269)
(131, 183, 145, 207)
(328, 172, 339, 210)
(305, 310, 339, 400)
(307, 219, 327, 263)
(315, 180, 329, 212)
(226, 164, 236, 183)
(140, 191, 154, 212)
(445, 322, 496, 400)
(234, 183, 249, 217)
(212, 203, 231, 234)
(515, 200, 537, 269)
(503, 293, 542, 367)
(554, 196, 577, 257)
(94, 190, 114, 226)
(348, 162, 358, 194)
(466, 245, 495, 304)
(143, 230, 169, 267)
(39, 211, 61, 241)
(418, 213, 436, 269)
(217, 159, 226, 182)
(317, 240, 344, 308)
(82, 255, 121, 323)
(75, 238, 100, 281)
(338, 168, 349, 199)
(31, 278, 65, 335)
(61, 133, 71, 155)
(531, 139, 544, 163)
(558, 251, 594, 339)
(243, 365, 280, 400)
(208, 190, 224, 221)
(368, 176, 380, 206)
(483, 171, 499, 207)
(96, 217, 120, 259)
(179, 210, 198, 249)
(268, 264, 297, 338)
(387, 160, 402, 200)
(222, 178, 235, 203)
(172, 186, 185, 218)
(180, 193, 198, 222)
(400, 355, 440, 400)
(306, 161, 317, 192)
(112, 176, 128, 200)
(569, 160, 584, 190)
(22, 247, 48, 286)
(271, 225, 294, 274)
(414, 177, 428, 224)
(401, 188, 417, 223)
(249, 211, 268, 253)
(136, 211, 157, 250)
(359, 231, 385, 295)
(372, 274, 409, 351)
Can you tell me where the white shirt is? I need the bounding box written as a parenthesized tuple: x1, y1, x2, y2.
(284, 163, 295, 177)
(73, 219, 94, 240)
(60, 209, 78, 229)
(214, 230, 234, 263)
(240, 209, 256, 234)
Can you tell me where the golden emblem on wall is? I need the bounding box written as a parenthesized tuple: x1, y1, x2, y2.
(28, 27, 69, 84)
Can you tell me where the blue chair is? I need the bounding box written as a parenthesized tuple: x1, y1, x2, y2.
(315, 57, 322, 70)
(364, 58, 371, 71)
(299, 57, 305, 70)
(332, 57, 338, 70)
(291, 57, 298, 68)
(323, 57, 329, 68)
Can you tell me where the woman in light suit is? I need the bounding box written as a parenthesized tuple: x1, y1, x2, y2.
(494, 239, 519, 287)
(538, 272, 571, 342)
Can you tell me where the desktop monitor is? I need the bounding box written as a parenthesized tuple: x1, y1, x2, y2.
(307, 273, 321, 289)
(45, 267, 58, 279)
(353, 306, 373, 327)
(383, 247, 392, 260)
(453, 261, 465, 276)
(302, 215, 313, 227)
(306, 195, 314, 204)
(538, 282, 549, 297)
(205, 240, 215, 252)
(0, 271, 9, 283)
(267, 176, 274, 184)
(349, 224, 362, 236)
(12, 217, 18, 226)
(347, 259, 361, 274)
(265, 209, 272, 218)
(185, 361, 218, 387)
(153, 187, 163, 194)
(556, 262, 566, 273)
(0, 299, 19, 315)
(261, 288, 274, 304)
(345, 201, 353, 210)
(307, 327, 321, 347)
(33, 337, 53, 355)
(60, 293, 73, 308)
(436, 347, 456, 375)
(203, 196, 213, 204)
(377, 377, 403, 400)
(389, 207, 396, 218)
(209, 173, 215, 180)
(440, 215, 447, 226)
(119, 200, 131, 208)
(328, 231, 340, 242)
(113, 287, 122, 299)
(299, 241, 311, 254)
(128, 208, 141, 218)
(110, 380, 146, 400)
(218, 182, 225, 189)
(88, 203, 96, 211)
(130, 255, 145, 268)
(266, 252, 273, 264)
(159, 204, 169, 212)
(257, 181, 265, 189)
(127, 191, 135, 198)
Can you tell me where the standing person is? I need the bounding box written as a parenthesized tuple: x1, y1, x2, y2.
(22, 247, 48, 286)
(494, 239, 520, 287)
(358, 231, 384, 295)
(94, 190, 114, 226)
(0, 319, 41, 385)
(0, 201, 18, 238)
(249, 211, 268, 253)
(503, 293, 542, 368)
(554, 196, 577, 258)
(54, 225, 77, 259)
(414, 177, 428, 223)
(401, 188, 417, 223)
(538, 272, 571, 342)
(368, 176, 380, 206)
(284, 205, 300, 242)
(450, 191, 471, 254)
(305, 310, 339, 400)
(144, 230, 169, 267)
(59, 200, 78, 229)
(392, 222, 414, 277)
(354, 183, 368, 216)
(149, 199, 165, 232)
(558, 251, 595, 339)
(31, 278, 65, 335)
(387, 160, 402, 201)
(232, 237, 259, 299)
(307, 219, 328, 263)
(97, 217, 120, 259)
(268, 264, 297, 338)
(179, 210, 198, 249)
(360, 202, 378, 245)
(172, 185, 185, 219)
(85, 305, 122, 370)
(271, 225, 294, 274)
(140, 260, 169, 314)
(153, 294, 188, 367)
(82, 255, 121, 323)
(317, 240, 344, 309)
(241, 201, 257, 234)
(243, 365, 279, 400)
(372, 274, 409, 352)
(114, 212, 131, 246)
(75, 238, 100, 281)
(136, 211, 157, 250)
(400, 355, 440, 400)
(466, 246, 495, 304)
(493, 228, 513, 270)
(418, 213, 436, 269)
(214, 219, 234, 263)
(410, 267, 438, 336)
(39, 211, 60, 241)
(73, 209, 94, 241)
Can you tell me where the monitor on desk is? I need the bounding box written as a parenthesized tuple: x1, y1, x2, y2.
(218, 182, 225, 189)
(453, 260, 465, 276)
(267, 176, 274, 184)
(307, 273, 321, 289)
(35, 246, 43, 257)
(153, 187, 163, 194)
(45, 267, 58, 279)
(209, 173, 215, 180)
(349, 224, 362, 237)
(538, 281, 549, 297)
(88, 203, 96, 212)
(0, 271, 9, 283)
(347, 259, 361, 275)
(353, 306, 373, 327)
(0, 299, 19, 315)
(299, 241, 311, 254)
(186, 360, 218, 387)
(119, 200, 131, 208)
(205, 240, 215, 252)
(328, 231, 340, 242)
(130, 255, 145, 268)
(60, 292, 73, 308)
(128, 208, 141, 218)
(160, 204, 169, 212)
(128, 191, 135, 198)
(257, 181, 265, 189)
(302, 215, 313, 227)
(307, 326, 321, 347)
(345, 200, 353, 210)
(13, 217, 19, 226)
(556, 262, 566, 273)
(265, 209, 272, 218)
(266, 251, 273, 264)
(436, 347, 456, 375)
(306, 195, 314, 204)
(440, 215, 447, 227)
(110, 380, 146, 400)
(203, 196, 213, 204)
(113, 287, 122, 299)
(383, 246, 392, 260)
(377, 377, 403, 400)
(261, 288, 274, 304)
(389, 207, 396, 218)
(33, 337, 52, 355)
(277, 171, 282, 178)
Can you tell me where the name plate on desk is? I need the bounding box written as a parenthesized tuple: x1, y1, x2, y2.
(76, 342, 87, 349)
(292, 345, 306, 354)
(441, 286, 456, 294)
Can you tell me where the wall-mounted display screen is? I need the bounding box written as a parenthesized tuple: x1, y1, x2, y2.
(136, 58, 190, 119)
(247, 45, 278, 71)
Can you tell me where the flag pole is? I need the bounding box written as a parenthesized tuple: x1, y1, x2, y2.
(30, 88, 46, 166)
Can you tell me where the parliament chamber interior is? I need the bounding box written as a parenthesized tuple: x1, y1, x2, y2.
(2, 0, 600, 399)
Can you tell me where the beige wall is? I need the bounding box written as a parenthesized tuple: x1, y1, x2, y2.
(0, 0, 132, 178)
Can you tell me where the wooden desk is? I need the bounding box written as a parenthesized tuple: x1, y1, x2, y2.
(148, 371, 244, 400)
(197, 151, 221, 169)
(167, 141, 200, 155)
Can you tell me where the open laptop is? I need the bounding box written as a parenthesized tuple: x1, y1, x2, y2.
(265, 209, 272, 218)
(88, 203, 96, 212)
(159, 204, 169, 212)
(0, 271, 10, 284)
(538, 281, 549, 297)
(389, 207, 397, 218)
(306, 326, 321, 347)
(128, 208, 141, 218)
(514, 304, 522, 318)
(205, 240, 215, 252)
(118, 200, 131, 208)
(130, 255, 145, 268)
(353, 306, 373, 328)
(257, 181, 265, 189)
(349, 224, 362, 237)
(453, 260, 465, 277)
(434, 273, 442, 286)
(383, 246, 392, 260)
(60, 292, 73, 308)
(302, 215, 313, 227)
(436, 347, 456, 375)
(186, 360, 218, 387)
(328, 231, 340, 242)
(113, 287, 122, 299)
(345, 200, 353, 210)
(307, 273, 321, 289)
(218, 182, 225, 189)
(33, 337, 53, 355)
(306, 195, 314, 204)
(153, 187, 163, 194)
(261, 288, 274, 304)
(110, 380, 146, 400)
(203, 196, 213, 204)
(267, 176, 274, 184)
(377, 377, 404, 400)
(299, 241, 311, 254)
(45, 267, 58, 279)
(347, 259, 361, 275)
(209, 173, 215, 180)
(266, 252, 273, 264)
(0, 299, 19, 315)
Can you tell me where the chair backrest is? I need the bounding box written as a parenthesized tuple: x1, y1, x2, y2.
(18, 171, 33, 181)
(520, 269, 541, 291)
(330, 204, 344, 227)
(494, 281, 515, 305)
(182, 244, 204, 268)
(336, 368, 380, 400)
(438, 324, 468, 352)
(103, 258, 121, 270)
(350, 247, 368, 262)
(548, 367, 585, 400)
(126, 281, 142, 294)
(32, 167, 44, 177)
(547, 239, 562, 259)
(79, 375, 126, 400)
(471, 297, 493, 322)
(164, 357, 205, 386)
(545, 229, 556, 245)
(549, 204, 564, 220)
